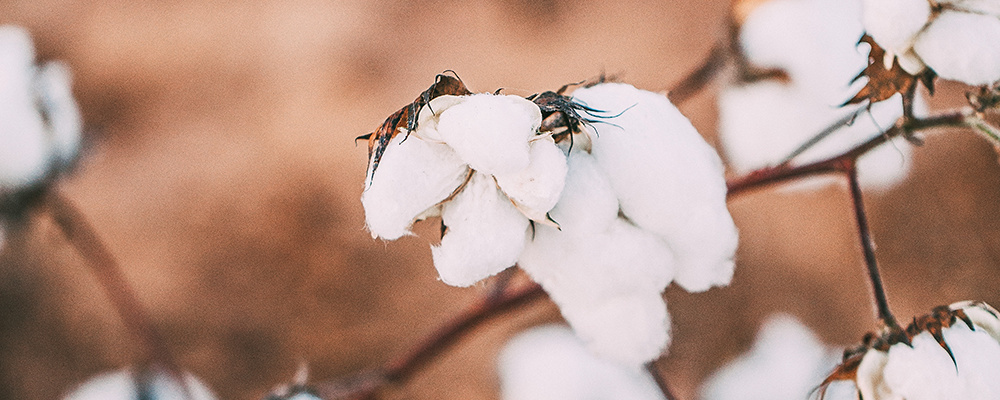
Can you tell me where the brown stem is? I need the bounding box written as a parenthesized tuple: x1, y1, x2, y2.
(668, 43, 728, 105)
(46, 191, 189, 395)
(845, 164, 898, 330)
(645, 361, 676, 400)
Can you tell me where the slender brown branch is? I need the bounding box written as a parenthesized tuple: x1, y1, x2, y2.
(46, 191, 189, 394)
(845, 164, 899, 330)
(314, 279, 546, 400)
(668, 43, 728, 105)
(645, 361, 676, 400)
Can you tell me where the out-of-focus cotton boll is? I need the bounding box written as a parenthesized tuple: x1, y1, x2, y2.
(34, 61, 82, 165)
(518, 151, 677, 366)
(432, 172, 528, 287)
(862, 0, 1000, 85)
(572, 83, 737, 293)
(361, 133, 470, 240)
(911, 11, 1000, 86)
(0, 26, 49, 189)
(498, 325, 665, 400)
(62, 368, 216, 400)
(435, 93, 540, 176)
(493, 136, 568, 225)
(701, 314, 854, 400)
(861, 0, 931, 56)
(722, 0, 915, 190)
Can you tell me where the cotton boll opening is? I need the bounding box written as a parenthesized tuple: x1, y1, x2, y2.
(435, 93, 541, 176)
(882, 323, 1000, 400)
(431, 172, 529, 287)
(493, 136, 568, 224)
(861, 0, 931, 55)
(361, 134, 470, 240)
(414, 95, 467, 143)
(913, 11, 1000, 86)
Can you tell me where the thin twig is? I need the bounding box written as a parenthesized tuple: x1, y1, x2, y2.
(46, 190, 190, 396)
(645, 361, 676, 400)
(667, 43, 728, 105)
(845, 163, 899, 330)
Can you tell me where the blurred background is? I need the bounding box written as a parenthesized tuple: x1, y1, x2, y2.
(1, 0, 999, 399)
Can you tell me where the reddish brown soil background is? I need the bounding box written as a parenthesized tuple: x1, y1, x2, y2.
(2, 1, 999, 399)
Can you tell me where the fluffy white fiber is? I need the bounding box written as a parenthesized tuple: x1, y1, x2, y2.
(722, 0, 914, 190)
(493, 136, 568, 225)
(361, 133, 470, 240)
(432, 172, 528, 287)
(35, 61, 82, 165)
(862, 0, 1000, 84)
(572, 83, 737, 293)
(497, 325, 665, 400)
(62, 368, 216, 400)
(435, 93, 541, 176)
(0, 26, 49, 189)
(701, 314, 854, 400)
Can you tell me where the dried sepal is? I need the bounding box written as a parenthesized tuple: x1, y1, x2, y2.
(843, 34, 935, 106)
(361, 72, 472, 187)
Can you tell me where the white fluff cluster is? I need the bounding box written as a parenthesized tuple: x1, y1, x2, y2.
(863, 0, 1000, 85)
(0, 25, 82, 191)
(856, 301, 1000, 400)
(720, 0, 916, 190)
(497, 325, 665, 400)
(701, 314, 857, 400)
(62, 367, 216, 400)
(362, 83, 737, 366)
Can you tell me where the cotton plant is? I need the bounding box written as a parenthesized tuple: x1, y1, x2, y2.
(361, 75, 737, 366)
(62, 366, 217, 400)
(701, 314, 856, 400)
(719, 0, 919, 190)
(820, 301, 1000, 400)
(862, 0, 1000, 86)
(496, 324, 665, 400)
(0, 25, 82, 248)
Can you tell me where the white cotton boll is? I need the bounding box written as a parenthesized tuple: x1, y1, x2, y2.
(493, 136, 568, 224)
(953, 301, 1000, 342)
(435, 93, 540, 176)
(557, 294, 670, 366)
(413, 95, 467, 143)
(572, 83, 737, 293)
(940, 0, 1000, 16)
(881, 323, 1000, 400)
(35, 61, 82, 165)
(498, 325, 666, 400)
(544, 150, 619, 233)
(913, 11, 1000, 86)
(0, 26, 49, 190)
(431, 172, 528, 287)
(62, 368, 216, 400)
(856, 349, 893, 400)
(861, 0, 932, 55)
(361, 134, 469, 240)
(701, 314, 849, 400)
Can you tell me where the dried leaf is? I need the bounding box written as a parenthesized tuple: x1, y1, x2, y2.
(843, 35, 935, 106)
(363, 72, 472, 187)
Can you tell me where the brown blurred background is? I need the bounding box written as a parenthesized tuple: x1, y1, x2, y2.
(2, 0, 999, 399)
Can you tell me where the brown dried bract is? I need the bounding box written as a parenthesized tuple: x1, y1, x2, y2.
(843, 35, 935, 106)
(817, 304, 978, 399)
(359, 72, 472, 183)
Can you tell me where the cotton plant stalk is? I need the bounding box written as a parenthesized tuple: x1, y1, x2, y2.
(361, 75, 737, 366)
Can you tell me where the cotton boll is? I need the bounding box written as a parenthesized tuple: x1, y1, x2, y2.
(856, 349, 893, 400)
(544, 151, 619, 233)
(940, 0, 1000, 16)
(557, 294, 670, 366)
(498, 325, 665, 400)
(861, 0, 932, 55)
(362, 134, 469, 240)
(35, 61, 82, 165)
(431, 172, 529, 287)
(573, 83, 737, 293)
(413, 95, 467, 143)
(0, 26, 49, 189)
(701, 314, 850, 400)
(493, 136, 568, 224)
(62, 368, 217, 400)
(435, 93, 540, 176)
(913, 11, 1000, 86)
(882, 323, 1000, 400)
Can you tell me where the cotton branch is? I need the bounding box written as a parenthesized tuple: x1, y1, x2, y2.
(45, 190, 192, 397)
